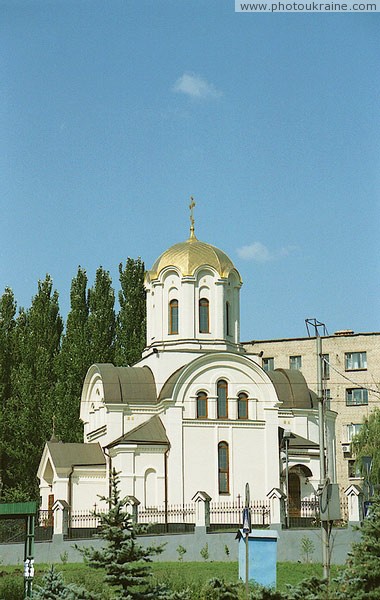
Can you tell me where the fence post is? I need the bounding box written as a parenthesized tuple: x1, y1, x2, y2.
(51, 499, 69, 536)
(192, 491, 212, 529)
(345, 484, 364, 524)
(125, 496, 140, 524)
(266, 488, 286, 529)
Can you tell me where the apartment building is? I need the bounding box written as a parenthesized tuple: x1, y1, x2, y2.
(243, 330, 380, 492)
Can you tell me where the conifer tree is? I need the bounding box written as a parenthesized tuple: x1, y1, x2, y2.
(55, 267, 90, 442)
(334, 495, 380, 600)
(32, 564, 99, 599)
(115, 258, 146, 367)
(78, 468, 163, 599)
(2, 276, 63, 495)
(87, 267, 115, 365)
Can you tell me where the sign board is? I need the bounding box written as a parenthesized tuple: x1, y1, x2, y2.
(242, 507, 251, 533)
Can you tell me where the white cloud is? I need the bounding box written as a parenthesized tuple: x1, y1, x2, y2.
(237, 241, 297, 262)
(172, 73, 222, 99)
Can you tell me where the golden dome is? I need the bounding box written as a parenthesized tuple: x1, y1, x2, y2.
(147, 234, 241, 282)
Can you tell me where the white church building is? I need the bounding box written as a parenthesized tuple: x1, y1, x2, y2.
(38, 216, 337, 518)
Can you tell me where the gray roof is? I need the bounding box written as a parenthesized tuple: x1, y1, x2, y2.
(47, 441, 106, 469)
(279, 427, 318, 449)
(158, 365, 187, 402)
(268, 368, 317, 409)
(83, 364, 157, 405)
(107, 416, 170, 448)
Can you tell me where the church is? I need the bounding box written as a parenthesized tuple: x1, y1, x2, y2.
(38, 207, 337, 517)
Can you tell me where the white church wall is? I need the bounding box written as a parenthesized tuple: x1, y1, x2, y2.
(161, 406, 184, 504)
(71, 470, 107, 512)
(109, 446, 166, 507)
(182, 423, 270, 502)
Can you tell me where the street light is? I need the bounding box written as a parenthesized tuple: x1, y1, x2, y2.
(282, 430, 295, 528)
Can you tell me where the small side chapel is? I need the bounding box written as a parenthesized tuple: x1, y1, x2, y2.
(38, 204, 337, 516)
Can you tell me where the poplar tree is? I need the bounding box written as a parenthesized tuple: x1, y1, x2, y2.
(2, 276, 63, 496)
(0, 288, 17, 491)
(55, 267, 90, 443)
(87, 267, 115, 365)
(115, 257, 146, 367)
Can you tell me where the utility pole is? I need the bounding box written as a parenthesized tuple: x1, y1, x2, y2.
(305, 318, 330, 580)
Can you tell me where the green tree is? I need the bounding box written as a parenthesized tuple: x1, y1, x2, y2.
(55, 267, 90, 442)
(115, 258, 146, 367)
(351, 408, 380, 488)
(334, 495, 380, 599)
(0, 288, 17, 491)
(78, 468, 162, 599)
(2, 276, 63, 496)
(87, 267, 115, 365)
(32, 564, 99, 599)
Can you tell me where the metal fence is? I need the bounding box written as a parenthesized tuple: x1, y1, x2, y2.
(66, 500, 271, 538)
(209, 500, 270, 530)
(137, 503, 196, 534)
(0, 510, 54, 544)
(287, 496, 349, 529)
(65, 494, 348, 538)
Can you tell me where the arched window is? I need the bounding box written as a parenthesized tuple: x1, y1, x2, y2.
(226, 302, 231, 337)
(217, 379, 228, 419)
(196, 392, 208, 419)
(169, 299, 179, 334)
(218, 442, 229, 494)
(199, 298, 209, 333)
(237, 392, 248, 420)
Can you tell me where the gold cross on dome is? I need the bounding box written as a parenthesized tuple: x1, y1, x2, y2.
(189, 196, 196, 238)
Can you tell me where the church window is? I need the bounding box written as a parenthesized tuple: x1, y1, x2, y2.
(196, 391, 208, 419)
(218, 442, 229, 494)
(169, 299, 179, 334)
(199, 298, 209, 333)
(226, 302, 231, 336)
(217, 379, 228, 419)
(237, 392, 248, 420)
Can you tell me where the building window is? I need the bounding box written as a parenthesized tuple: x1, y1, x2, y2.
(199, 298, 209, 333)
(322, 354, 330, 379)
(196, 392, 208, 419)
(345, 352, 367, 371)
(169, 299, 179, 334)
(348, 459, 362, 479)
(218, 442, 229, 494)
(347, 423, 363, 442)
(346, 388, 368, 406)
(237, 392, 248, 420)
(226, 302, 231, 336)
(217, 380, 228, 418)
(289, 355, 302, 370)
(262, 357, 274, 372)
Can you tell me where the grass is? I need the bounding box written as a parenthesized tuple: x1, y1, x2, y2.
(0, 560, 342, 598)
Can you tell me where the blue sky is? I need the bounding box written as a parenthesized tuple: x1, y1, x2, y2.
(1, 0, 379, 340)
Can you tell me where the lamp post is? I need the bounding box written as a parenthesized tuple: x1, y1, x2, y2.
(282, 430, 294, 529)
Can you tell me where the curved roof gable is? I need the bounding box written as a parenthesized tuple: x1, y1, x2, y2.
(268, 368, 316, 409)
(83, 364, 157, 405)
